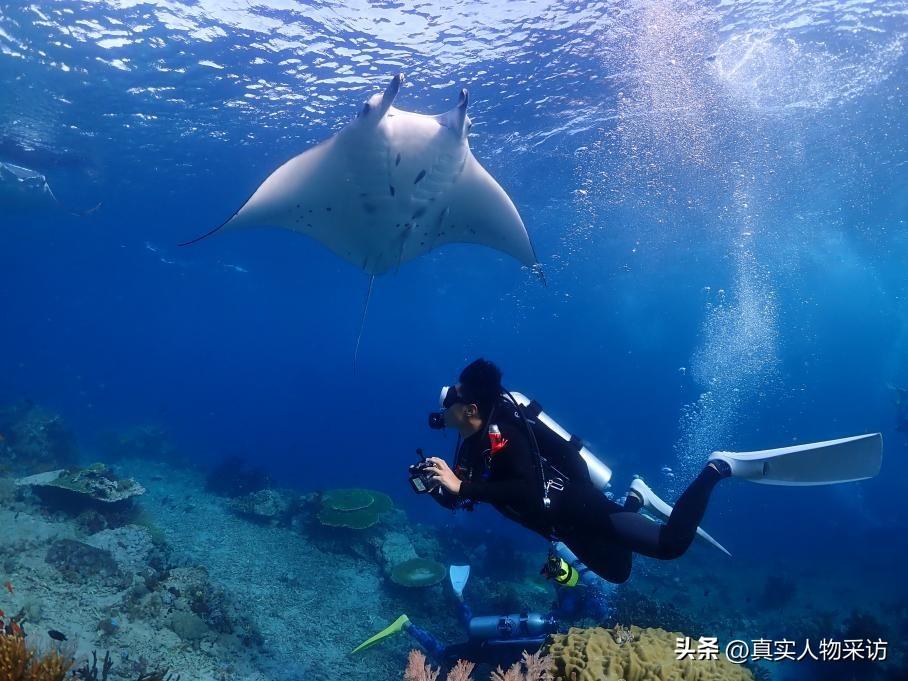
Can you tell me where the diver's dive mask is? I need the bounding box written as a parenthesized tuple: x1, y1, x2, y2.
(428, 385, 461, 430)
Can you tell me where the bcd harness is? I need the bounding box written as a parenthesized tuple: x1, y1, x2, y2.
(452, 391, 588, 540)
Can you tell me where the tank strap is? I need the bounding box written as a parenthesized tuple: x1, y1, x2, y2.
(526, 398, 584, 452)
(525, 400, 544, 419)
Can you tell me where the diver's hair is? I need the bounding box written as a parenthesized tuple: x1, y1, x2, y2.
(459, 358, 503, 421)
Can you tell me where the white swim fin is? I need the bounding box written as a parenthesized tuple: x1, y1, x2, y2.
(449, 564, 470, 600)
(629, 477, 732, 557)
(709, 433, 882, 486)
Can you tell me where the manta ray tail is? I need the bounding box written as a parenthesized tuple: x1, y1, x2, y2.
(45, 182, 102, 218)
(178, 189, 256, 247)
(353, 275, 375, 372)
(67, 201, 103, 218)
(177, 216, 232, 247)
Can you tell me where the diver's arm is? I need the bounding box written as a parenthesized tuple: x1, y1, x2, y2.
(428, 483, 461, 509)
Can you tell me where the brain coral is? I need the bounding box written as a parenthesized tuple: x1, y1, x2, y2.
(544, 625, 754, 681)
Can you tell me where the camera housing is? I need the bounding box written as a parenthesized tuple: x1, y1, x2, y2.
(408, 449, 439, 494)
(408, 460, 438, 494)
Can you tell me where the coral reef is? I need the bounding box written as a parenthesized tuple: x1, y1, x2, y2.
(0, 402, 77, 475)
(377, 532, 419, 573)
(158, 566, 263, 647)
(14, 464, 146, 533)
(321, 488, 375, 511)
(17, 464, 145, 505)
(72, 650, 113, 680)
(390, 557, 446, 588)
(204, 457, 269, 498)
(72, 650, 180, 681)
(316, 488, 393, 530)
(0, 629, 73, 681)
(608, 584, 699, 635)
(44, 539, 126, 589)
(404, 649, 553, 681)
(227, 488, 309, 526)
(543, 625, 755, 680)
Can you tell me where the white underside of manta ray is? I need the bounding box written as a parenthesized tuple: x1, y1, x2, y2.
(183, 73, 541, 280)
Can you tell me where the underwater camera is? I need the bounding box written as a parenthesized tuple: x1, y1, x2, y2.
(408, 448, 439, 494)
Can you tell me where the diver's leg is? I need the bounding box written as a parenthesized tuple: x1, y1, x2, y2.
(562, 532, 633, 584)
(609, 464, 727, 559)
(403, 621, 447, 661)
(558, 465, 727, 560)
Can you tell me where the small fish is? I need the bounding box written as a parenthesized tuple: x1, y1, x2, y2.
(0, 608, 5, 618)
(3, 581, 12, 594)
(9, 620, 22, 636)
(704, 588, 710, 597)
(47, 629, 67, 641)
(0, 432, 5, 442)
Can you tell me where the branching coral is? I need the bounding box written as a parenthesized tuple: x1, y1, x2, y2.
(0, 631, 73, 681)
(71, 650, 180, 681)
(404, 649, 552, 681)
(72, 650, 113, 680)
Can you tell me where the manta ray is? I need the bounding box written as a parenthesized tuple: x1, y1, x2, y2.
(183, 73, 541, 362)
(0, 161, 100, 218)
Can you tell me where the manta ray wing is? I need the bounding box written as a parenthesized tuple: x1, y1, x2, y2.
(197, 138, 389, 270)
(407, 153, 537, 269)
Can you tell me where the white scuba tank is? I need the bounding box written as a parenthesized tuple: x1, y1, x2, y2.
(507, 391, 612, 492)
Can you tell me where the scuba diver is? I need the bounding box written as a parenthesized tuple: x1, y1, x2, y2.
(351, 561, 612, 669)
(412, 359, 883, 584)
(352, 564, 562, 669)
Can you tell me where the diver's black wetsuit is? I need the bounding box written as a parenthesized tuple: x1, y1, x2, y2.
(430, 407, 725, 584)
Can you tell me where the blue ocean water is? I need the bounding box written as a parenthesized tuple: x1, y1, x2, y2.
(1, 1, 906, 679)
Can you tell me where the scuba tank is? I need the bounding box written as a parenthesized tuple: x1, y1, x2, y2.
(506, 391, 612, 492)
(468, 612, 557, 641)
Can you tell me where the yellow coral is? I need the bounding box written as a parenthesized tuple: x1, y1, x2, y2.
(0, 633, 72, 681)
(544, 625, 754, 681)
